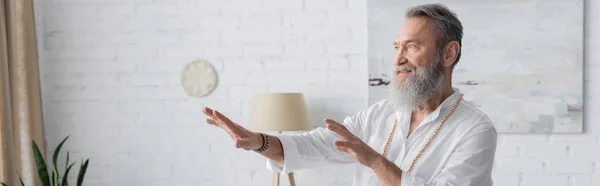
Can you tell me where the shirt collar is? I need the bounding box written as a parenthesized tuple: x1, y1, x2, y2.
(423, 88, 462, 123)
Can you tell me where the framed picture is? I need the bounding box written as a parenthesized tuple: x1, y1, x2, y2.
(368, 0, 584, 133)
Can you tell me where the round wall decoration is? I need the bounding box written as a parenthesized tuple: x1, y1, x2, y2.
(181, 59, 218, 97)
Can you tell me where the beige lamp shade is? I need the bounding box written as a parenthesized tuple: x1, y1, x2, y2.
(248, 93, 312, 132)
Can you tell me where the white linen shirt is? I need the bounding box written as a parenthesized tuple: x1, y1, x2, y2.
(266, 89, 498, 186)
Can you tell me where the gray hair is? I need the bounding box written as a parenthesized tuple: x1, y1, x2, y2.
(406, 3, 463, 69)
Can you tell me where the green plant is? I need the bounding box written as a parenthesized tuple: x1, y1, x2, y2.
(1, 136, 90, 186)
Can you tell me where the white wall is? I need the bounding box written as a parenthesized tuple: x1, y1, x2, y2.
(33, 0, 598, 186)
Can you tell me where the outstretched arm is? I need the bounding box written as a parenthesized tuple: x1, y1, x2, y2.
(203, 107, 365, 173)
(325, 119, 402, 185)
(203, 107, 286, 164)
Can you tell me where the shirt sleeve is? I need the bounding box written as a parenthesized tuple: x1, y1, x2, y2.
(402, 119, 498, 186)
(265, 109, 369, 174)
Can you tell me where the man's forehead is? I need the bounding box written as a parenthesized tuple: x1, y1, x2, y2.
(395, 17, 435, 41)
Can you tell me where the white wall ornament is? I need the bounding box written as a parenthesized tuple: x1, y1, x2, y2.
(181, 59, 218, 98)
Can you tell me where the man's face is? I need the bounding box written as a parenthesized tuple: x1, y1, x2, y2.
(393, 17, 440, 83)
(390, 17, 444, 108)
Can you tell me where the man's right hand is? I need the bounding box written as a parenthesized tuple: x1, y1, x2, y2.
(202, 107, 264, 151)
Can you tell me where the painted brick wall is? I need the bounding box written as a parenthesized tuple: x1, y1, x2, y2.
(32, 0, 599, 186)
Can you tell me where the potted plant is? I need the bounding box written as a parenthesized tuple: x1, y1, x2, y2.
(1, 136, 89, 186)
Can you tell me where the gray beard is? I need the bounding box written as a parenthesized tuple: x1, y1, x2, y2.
(389, 51, 444, 110)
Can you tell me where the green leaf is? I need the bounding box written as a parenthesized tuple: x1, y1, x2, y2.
(65, 151, 70, 173)
(19, 176, 25, 186)
(61, 162, 76, 186)
(53, 136, 69, 186)
(76, 159, 89, 186)
(32, 140, 51, 186)
(52, 171, 58, 186)
(2, 183, 8, 186)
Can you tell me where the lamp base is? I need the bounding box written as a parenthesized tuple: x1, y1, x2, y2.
(272, 172, 296, 186)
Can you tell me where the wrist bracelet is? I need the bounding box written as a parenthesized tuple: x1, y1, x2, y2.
(253, 133, 270, 153)
(255, 133, 266, 150)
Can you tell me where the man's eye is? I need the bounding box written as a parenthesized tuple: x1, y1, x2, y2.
(408, 44, 417, 49)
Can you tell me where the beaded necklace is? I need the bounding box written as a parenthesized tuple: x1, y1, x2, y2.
(381, 94, 463, 173)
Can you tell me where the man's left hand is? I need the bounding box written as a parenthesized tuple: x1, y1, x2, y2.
(325, 118, 383, 168)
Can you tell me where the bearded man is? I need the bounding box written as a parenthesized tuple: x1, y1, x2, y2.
(203, 3, 497, 186)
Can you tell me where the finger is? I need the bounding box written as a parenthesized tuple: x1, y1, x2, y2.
(234, 138, 254, 149)
(327, 125, 354, 141)
(234, 138, 246, 148)
(335, 145, 350, 153)
(325, 118, 355, 138)
(203, 107, 217, 118)
(207, 118, 238, 139)
(206, 118, 218, 126)
(205, 108, 238, 134)
(326, 121, 355, 141)
(325, 118, 350, 131)
(213, 110, 246, 134)
(334, 141, 354, 153)
(334, 140, 354, 148)
(205, 108, 230, 127)
(208, 109, 249, 139)
(213, 110, 233, 124)
(203, 107, 223, 125)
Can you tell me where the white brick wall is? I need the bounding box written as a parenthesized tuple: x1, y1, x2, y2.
(33, 0, 598, 186)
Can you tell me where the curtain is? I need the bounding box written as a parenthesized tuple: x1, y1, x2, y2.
(0, 0, 46, 185)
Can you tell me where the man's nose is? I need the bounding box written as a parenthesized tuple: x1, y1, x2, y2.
(394, 48, 407, 66)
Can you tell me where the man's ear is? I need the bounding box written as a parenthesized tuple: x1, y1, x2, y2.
(442, 41, 460, 68)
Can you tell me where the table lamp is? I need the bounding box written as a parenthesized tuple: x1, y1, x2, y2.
(248, 93, 312, 186)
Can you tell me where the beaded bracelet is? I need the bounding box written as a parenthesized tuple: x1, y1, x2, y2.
(253, 133, 271, 153)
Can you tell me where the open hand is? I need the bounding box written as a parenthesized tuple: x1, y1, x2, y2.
(325, 119, 382, 168)
(203, 107, 263, 151)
